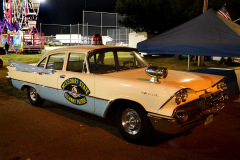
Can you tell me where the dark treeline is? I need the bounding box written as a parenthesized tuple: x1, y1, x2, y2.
(115, 0, 240, 34)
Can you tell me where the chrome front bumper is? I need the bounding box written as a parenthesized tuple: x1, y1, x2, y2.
(148, 91, 227, 134)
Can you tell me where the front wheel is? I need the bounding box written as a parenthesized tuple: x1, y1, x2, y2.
(27, 87, 44, 107)
(116, 103, 152, 143)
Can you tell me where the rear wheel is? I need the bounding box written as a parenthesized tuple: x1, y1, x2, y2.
(27, 87, 44, 107)
(116, 103, 152, 143)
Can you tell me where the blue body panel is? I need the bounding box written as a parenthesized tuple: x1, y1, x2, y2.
(94, 98, 110, 117)
(11, 79, 110, 118)
(58, 90, 95, 115)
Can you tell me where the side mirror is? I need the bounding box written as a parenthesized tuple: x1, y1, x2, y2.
(146, 66, 168, 83)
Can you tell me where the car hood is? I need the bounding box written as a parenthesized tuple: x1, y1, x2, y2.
(106, 68, 224, 91)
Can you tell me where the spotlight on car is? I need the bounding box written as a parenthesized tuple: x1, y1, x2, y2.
(145, 66, 168, 83)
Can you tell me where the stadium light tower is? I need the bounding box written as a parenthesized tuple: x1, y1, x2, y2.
(38, 0, 46, 54)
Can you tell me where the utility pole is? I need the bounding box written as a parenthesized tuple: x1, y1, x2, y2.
(203, 0, 208, 13)
(198, 0, 208, 66)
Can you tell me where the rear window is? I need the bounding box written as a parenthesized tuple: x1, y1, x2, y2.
(46, 53, 65, 70)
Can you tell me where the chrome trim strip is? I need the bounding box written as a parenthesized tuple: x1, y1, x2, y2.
(158, 88, 194, 110)
(102, 100, 114, 118)
(196, 77, 226, 92)
(211, 77, 226, 88)
(11, 78, 110, 102)
(11, 78, 58, 90)
(147, 112, 174, 120)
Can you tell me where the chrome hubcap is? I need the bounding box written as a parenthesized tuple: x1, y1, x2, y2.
(30, 87, 37, 101)
(121, 108, 141, 135)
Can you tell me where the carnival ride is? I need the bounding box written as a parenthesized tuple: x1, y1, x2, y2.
(0, 0, 44, 54)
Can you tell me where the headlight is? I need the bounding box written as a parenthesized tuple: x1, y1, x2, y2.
(217, 82, 227, 90)
(181, 90, 188, 102)
(214, 79, 227, 90)
(217, 82, 223, 89)
(175, 89, 188, 105)
(175, 92, 182, 105)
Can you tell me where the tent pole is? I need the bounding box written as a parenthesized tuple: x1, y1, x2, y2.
(188, 55, 190, 71)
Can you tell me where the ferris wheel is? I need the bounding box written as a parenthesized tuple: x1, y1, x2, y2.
(2, 0, 41, 32)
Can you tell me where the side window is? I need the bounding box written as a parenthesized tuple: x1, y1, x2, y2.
(118, 51, 141, 68)
(67, 53, 86, 72)
(46, 53, 65, 70)
(38, 58, 46, 68)
(89, 52, 116, 74)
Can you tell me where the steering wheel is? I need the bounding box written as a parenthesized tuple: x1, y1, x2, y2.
(123, 61, 134, 67)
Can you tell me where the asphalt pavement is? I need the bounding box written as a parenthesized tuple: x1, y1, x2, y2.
(0, 89, 240, 160)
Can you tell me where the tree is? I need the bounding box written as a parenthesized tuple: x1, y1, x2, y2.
(115, 0, 240, 34)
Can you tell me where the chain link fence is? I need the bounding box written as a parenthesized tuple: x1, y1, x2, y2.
(41, 11, 134, 46)
(107, 28, 133, 46)
(41, 23, 89, 45)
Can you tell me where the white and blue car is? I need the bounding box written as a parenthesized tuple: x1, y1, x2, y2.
(7, 44, 228, 143)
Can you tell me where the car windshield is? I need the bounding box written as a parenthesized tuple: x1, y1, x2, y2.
(88, 50, 148, 74)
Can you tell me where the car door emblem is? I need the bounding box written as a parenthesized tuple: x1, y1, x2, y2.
(61, 78, 91, 105)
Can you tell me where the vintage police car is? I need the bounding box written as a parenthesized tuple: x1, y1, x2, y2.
(7, 39, 228, 143)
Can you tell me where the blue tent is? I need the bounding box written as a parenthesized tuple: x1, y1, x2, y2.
(137, 9, 240, 57)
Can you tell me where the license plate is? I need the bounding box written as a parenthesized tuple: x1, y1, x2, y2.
(204, 114, 213, 126)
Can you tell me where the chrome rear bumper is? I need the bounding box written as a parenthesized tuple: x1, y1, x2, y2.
(6, 76, 12, 86)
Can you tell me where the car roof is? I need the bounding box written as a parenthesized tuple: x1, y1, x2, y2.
(42, 45, 137, 57)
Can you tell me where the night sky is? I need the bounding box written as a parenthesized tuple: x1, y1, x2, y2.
(39, 0, 117, 24)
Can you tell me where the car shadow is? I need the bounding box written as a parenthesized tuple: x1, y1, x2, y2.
(42, 101, 123, 139)
(146, 130, 191, 146)
(41, 101, 184, 145)
(0, 68, 186, 145)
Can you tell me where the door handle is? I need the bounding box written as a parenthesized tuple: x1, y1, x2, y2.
(60, 75, 65, 78)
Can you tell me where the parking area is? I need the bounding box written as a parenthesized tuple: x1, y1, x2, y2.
(0, 85, 240, 160)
